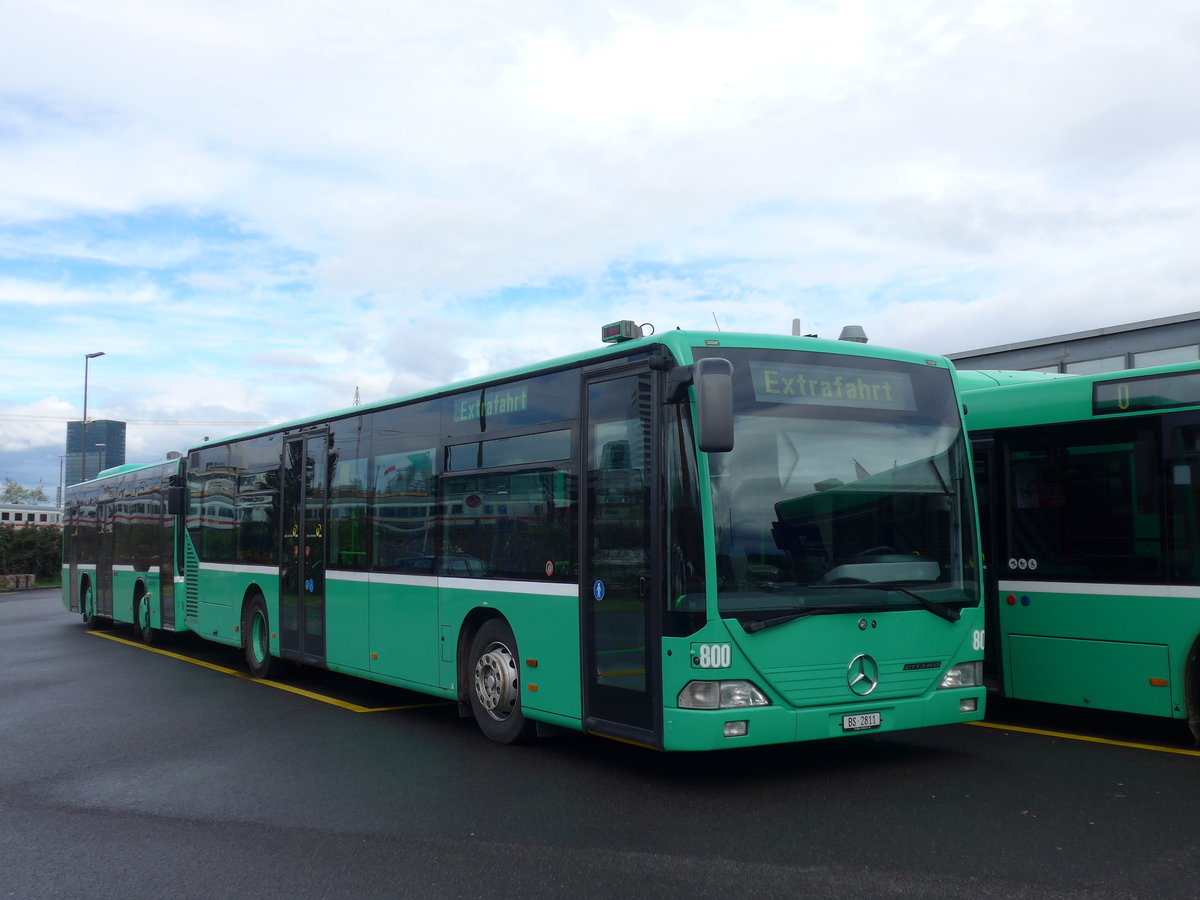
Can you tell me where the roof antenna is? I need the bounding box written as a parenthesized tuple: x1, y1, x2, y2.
(712, 312, 722, 332)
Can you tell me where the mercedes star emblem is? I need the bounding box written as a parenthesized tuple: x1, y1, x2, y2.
(847, 653, 879, 696)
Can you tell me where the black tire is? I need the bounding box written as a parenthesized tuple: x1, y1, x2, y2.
(138, 592, 155, 645)
(131, 589, 144, 641)
(243, 595, 276, 679)
(467, 618, 536, 744)
(81, 581, 99, 629)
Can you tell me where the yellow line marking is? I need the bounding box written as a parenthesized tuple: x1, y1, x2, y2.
(589, 730, 662, 751)
(91, 631, 242, 674)
(88, 631, 453, 714)
(969, 719, 1200, 758)
(358, 703, 451, 713)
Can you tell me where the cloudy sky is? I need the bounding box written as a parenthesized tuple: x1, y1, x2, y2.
(2, 0, 1198, 495)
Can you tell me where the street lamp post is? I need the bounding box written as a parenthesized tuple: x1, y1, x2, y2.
(82, 351, 105, 483)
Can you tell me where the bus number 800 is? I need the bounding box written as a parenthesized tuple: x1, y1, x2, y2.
(693, 643, 732, 669)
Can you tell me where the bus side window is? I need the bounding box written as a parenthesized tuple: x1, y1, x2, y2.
(1005, 423, 1163, 583)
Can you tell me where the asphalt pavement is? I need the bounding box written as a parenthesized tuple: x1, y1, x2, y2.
(3, 588, 1198, 898)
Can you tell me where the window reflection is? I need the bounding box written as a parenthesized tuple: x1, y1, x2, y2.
(699, 349, 977, 620)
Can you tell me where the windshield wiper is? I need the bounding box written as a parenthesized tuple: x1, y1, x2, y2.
(810, 583, 961, 623)
(740, 585, 962, 634)
(741, 606, 851, 634)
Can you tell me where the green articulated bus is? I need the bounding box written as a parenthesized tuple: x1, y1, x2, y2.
(959, 363, 1200, 742)
(63, 323, 985, 750)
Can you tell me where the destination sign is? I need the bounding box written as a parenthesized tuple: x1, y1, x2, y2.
(1094, 370, 1200, 416)
(750, 362, 917, 411)
(454, 386, 529, 423)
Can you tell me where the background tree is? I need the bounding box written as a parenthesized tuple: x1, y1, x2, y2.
(0, 525, 61, 580)
(1, 479, 50, 505)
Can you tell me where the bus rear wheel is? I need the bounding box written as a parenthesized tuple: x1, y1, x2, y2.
(81, 582, 99, 629)
(138, 593, 155, 645)
(468, 619, 535, 745)
(243, 596, 275, 679)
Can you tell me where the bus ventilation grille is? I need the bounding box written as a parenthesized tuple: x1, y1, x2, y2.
(185, 541, 200, 620)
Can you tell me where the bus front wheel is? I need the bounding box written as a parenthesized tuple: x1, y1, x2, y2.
(468, 619, 535, 745)
(243, 596, 275, 679)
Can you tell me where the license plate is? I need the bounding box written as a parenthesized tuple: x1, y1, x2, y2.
(841, 712, 882, 732)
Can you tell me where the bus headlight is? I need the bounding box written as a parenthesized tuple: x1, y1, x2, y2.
(678, 680, 770, 709)
(939, 661, 982, 689)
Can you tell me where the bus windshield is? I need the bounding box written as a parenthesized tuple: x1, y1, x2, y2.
(699, 348, 979, 629)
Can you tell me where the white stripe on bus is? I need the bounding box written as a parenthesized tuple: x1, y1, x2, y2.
(196, 563, 579, 597)
(198, 563, 277, 577)
(331, 570, 578, 597)
(439, 576, 578, 597)
(998, 580, 1200, 599)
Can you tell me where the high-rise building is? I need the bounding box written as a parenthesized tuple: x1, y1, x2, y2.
(65, 419, 127, 485)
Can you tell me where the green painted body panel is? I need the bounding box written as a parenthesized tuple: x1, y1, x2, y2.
(960, 360, 1200, 431)
(727, 609, 980, 706)
(109, 570, 141, 626)
(192, 567, 278, 649)
(959, 371, 1094, 429)
(662, 685, 985, 751)
(996, 584, 1199, 718)
(1007, 633, 1171, 716)
(440, 584, 583, 724)
(658, 604, 985, 751)
(363, 577, 440, 688)
(954, 369, 1071, 392)
(324, 574, 371, 675)
(190, 565, 586, 723)
(997, 585, 1198, 647)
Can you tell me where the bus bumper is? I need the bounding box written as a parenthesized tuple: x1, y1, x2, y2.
(661, 687, 986, 751)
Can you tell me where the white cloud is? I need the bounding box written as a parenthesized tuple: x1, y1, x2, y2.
(2, 0, 1200, 492)
(0, 276, 163, 308)
(0, 398, 74, 451)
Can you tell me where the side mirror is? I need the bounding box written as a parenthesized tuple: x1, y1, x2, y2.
(695, 357, 734, 452)
(166, 484, 186, 516)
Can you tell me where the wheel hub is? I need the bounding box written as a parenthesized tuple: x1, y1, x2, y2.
(474, 642, 518, 721)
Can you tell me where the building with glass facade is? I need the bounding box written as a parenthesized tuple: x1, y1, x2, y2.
(64, 419, 127, 485)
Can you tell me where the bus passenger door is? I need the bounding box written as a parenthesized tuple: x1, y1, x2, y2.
(280, 433, 328, 665)
(581, 367, 660, 747)
(970, 437, 1002, 687)
(97, 500, 114, 618)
